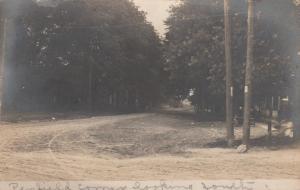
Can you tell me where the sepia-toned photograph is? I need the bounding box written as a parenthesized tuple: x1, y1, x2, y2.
(0, 0, 299, 189)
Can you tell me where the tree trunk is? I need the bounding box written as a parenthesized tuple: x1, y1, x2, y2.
(224, 0, 234, 146)
(267, 96, 273, 145)
(242, 0, 255, 148)
(87, 60, 93, 112)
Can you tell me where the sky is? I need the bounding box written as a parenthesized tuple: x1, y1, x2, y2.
(132, 0, 179, 35)
(34, 0, 178, 35)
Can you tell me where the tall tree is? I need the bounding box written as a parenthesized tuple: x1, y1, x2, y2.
(4, 0, 164, 113)
(165, 0, 296, 120)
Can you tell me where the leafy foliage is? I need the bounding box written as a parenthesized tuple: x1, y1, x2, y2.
(164, 0, 297, 115)
(2, 0, 164, 112)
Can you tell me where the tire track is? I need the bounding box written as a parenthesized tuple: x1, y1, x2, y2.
(47, 129, 79, 180)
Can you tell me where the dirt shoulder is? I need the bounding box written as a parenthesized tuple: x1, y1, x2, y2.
(0, 112, 299, 180)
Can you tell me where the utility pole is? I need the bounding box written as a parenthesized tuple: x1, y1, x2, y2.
(224, 0, 234, 146)
(293, 2, 300, 140)
(0, 18, 7, 120)
(242, 0, 255, 149)
(293, 74, 300, 140)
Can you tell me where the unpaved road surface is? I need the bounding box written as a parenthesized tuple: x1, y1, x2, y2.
(0, 112, 299, 180)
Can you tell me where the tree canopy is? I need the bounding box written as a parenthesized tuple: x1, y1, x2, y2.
(164, 0, 298, 116)
(0, 0, 299, 118)
(2, 0, 165, 113)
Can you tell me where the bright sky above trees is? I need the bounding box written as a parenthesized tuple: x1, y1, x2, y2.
(133, 0, 178, 35)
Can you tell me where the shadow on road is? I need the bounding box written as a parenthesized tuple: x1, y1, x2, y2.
(205, 135, 296, 150)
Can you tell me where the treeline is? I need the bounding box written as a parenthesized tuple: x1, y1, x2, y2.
(164, 0, 299, 118)
(0, 0, 299, 117)
(1, 0, 165, 113)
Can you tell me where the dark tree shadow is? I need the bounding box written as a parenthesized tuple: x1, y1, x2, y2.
(158, 109, 224, 122)
(205, 135, 296, 150)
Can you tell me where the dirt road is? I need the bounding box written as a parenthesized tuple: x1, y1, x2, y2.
(0, 112, 299, 180)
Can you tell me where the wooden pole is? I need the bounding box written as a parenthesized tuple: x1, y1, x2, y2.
(224, 0, 234, 146)
(242, 0, 255, 149)
(293, 1, 300, 141)
(0, 18, 7, 120)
